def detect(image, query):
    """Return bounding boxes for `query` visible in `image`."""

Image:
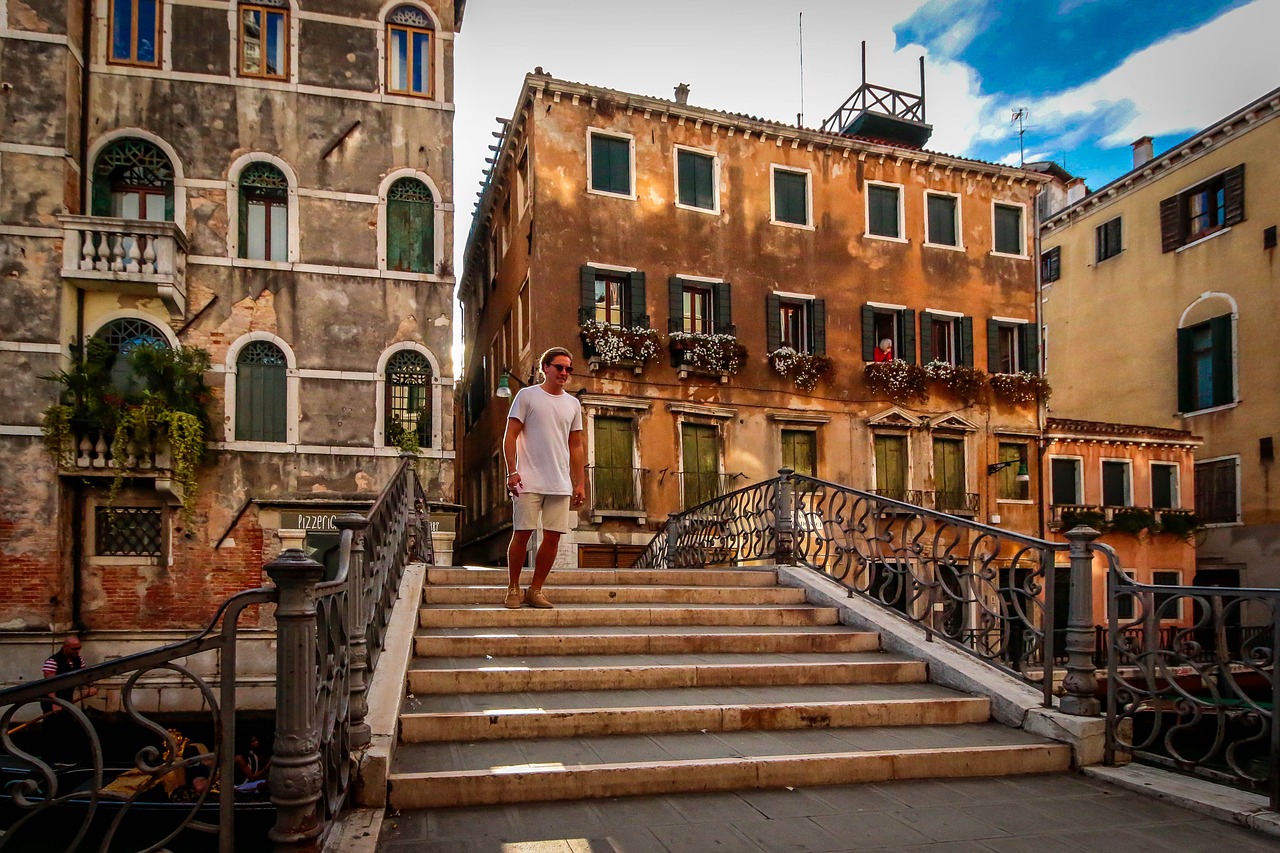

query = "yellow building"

[1040,86,1280,589]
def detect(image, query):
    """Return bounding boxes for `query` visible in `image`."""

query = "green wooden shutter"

[1019,323,1039,374]
[1176,326,1195,412]
[580,265,597,324]
[91,172,112,216]
[668,276,683,333]
[695,154,714,209]
[627,271,646,328]
[900,309,916,365]
[765,294,781,352]
[933,438,965,505]
[1159,195,1184,253]
[1223,164,1245,226]
[677,150,696,207]
[874,434,906,498]
[861,305,876,361]
[612,139,631,195]
[811,299,826,355]
[987,320,1002,373]
[236,361,286,442]
[959,317,974,368]
[918,312,933,364]
[594,416,636,510]
[414,198,434,272]
[238,184,250,258]
[714,282,732,333]
[1210,314,1234,406]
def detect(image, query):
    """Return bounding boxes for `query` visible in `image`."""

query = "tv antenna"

[1011,108,1028,166]
[797,12,805,126]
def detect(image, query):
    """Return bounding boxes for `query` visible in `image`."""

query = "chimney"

[1066,177,1087,205]
[1131,136,1154,169]
[674,83,690,105]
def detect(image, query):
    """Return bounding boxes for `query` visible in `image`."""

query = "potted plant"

[990,371,1052,403]
[1060,508,1107,531]
[863,359,928,404]
[1110,507,1156,535]
[669,331,747,376]
[769,347,833,391]
[1157,509,1202,539]
[924,361,988,405]
[580,318,662,368]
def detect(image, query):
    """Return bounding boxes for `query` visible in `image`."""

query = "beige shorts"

[513,493,572,533]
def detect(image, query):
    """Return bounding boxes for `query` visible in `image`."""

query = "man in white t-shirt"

[502,347,585,609]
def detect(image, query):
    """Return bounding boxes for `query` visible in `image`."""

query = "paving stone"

[590,795,689,828]
[808,810,935,848]
[648,820,766,852]
[731,816,849,852]
[889,805,1011,842]
[737,787,842,819]
[664,791,772,824]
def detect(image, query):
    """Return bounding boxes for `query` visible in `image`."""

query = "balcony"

[864,489,979,516]
[1048,505,1200,536]
[60,428,184,505]
[679,471,744,510]
[59,215,188,321]
[587,465,646,523]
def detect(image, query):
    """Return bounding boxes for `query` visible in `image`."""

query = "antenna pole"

[798,12,804,126]
[919,56,926,122]
[861,41,867,87]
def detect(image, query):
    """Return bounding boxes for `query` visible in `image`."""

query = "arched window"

[235,340,287,442]
[386,178,434,273]
[96,317,169,394]
[92,139,174,221]
[239,162,289,261]
[385,350,432,448]
[239,1,290,80]
[386,5,434,97]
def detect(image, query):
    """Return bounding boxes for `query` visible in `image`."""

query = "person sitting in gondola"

[234,734,270,795]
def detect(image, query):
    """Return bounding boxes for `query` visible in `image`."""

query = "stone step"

[407,656,926,694]
[414,626,881,657]
[400,684,988,741]
[424,584,808,606]
[419,604,841,629]
[387,724,1072,808]
[427,567,779,587]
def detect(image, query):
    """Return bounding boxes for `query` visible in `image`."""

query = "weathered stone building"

[457,71,1054,566]
[0,0,462,676]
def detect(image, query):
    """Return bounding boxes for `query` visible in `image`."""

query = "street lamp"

[987,459,1030,482]
[495,372,512,398]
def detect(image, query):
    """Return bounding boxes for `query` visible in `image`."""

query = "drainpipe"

[1033,188,1047,540]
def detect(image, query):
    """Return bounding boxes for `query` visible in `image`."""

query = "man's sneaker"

[503,586,522,609]
[524,587,553,609]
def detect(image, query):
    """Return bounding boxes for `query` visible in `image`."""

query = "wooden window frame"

[386,12,434,99]
[238,3,289,80]
[1040,245,1061,282]
[594,273,629,327]
[109,0,162,68]
[924,190,962,249]
[865,181,905,242]
[991,202,1026,257]
[682,284,715,335]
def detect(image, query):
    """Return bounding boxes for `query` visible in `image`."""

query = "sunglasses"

[546,364,574,374]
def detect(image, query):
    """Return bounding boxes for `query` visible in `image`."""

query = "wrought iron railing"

[1102,548,1279,809]
[0,455,434,851]
[587,465,645,513]
[680,471,743,509]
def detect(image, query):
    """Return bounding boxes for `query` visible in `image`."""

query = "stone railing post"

[337,512,371,749]
[1060,526,1102,716]
[774,468,795,565]
[665,517,680,568]
[266,548,326,849]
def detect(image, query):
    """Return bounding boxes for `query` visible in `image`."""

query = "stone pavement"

[376,771,1278,852]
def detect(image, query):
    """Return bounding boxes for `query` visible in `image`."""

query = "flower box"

[669,332,747,380]
[580,320,661,372]
[769,348,833,391]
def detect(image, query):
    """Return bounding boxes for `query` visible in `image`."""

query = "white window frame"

[1048,455,1084,506]
[586,128,637,201]
[673,144,720,215]
[923,307,963,366]
[1100,457,1133,507]
[866,301,907,364]
[376,1,447,105]
[990,200,1029,259]
[923,189,964,250]
[769,164,813,230]
[1149,461,1181,509]
[864,180,906,243]
[227,152,300,265]
[376,168,447,278]
[990,316,1029,375]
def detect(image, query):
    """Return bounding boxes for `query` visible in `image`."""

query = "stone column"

[774,468,795,565]
[1060,526,1102,716]
[266,548,325,849]
[337,513,371,749]
[665,517,680,567]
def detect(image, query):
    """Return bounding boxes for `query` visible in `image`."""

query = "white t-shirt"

[507,385,583,495]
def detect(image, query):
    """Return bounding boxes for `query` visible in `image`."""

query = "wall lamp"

[495,372,512,398]
[987,460,1030,482]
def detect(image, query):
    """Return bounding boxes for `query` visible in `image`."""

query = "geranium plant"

[990,371,1052,403]
[769,348,833,391]
[863,359,928,404]
[669,331,747,375]
[924,361,988,405]
[580,320,662,366]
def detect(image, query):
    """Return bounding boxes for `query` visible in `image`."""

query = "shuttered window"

[1040,246,1061,282]
[580,266,646,329]
[387,178,435,273]
[236,341,287,442]
[766,294,825,355]
[593,417,638,511]
[986,320,1038,374]
[932,437,966,510]
[993,204,1024,255]
[867,184,901,238]
[921,313,973,367]
[590,133,632,196]
[997,442,1029,501]
[668,277,731,335]
[773,168,809,226]
[861,305,915,363]
[1195,457,1238,524]
[676,149,716,211]
[681,423,720,509]
[1160,164,1245,252]
[1096,217,1122,262]
[926,193,959,246]
[1050,458,1082,505]
[873,434,908,500]
[1176,315,1233,412]
[781,429,816,478]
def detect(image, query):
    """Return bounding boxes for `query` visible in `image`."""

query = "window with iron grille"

[239,162,289,261]
[96,317,170,394]
[386,351,432,448]
[96,506,163,556]
[236,340,287,442]
[92,139,174,220]
[387,178,435,273]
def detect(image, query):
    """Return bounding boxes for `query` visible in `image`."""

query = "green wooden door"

[782,429,816,478]
[682,423,720,508]
[932,438,965,511]
[594,417,636,510]
[874,434,907,500]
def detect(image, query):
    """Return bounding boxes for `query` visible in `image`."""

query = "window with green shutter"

[873,433,908,500]
[385,350,432,448]
[594,417,638,511]
[681,423,721,508]
[1177,315,1233,412]
[867,184,901,238]
[862,305,914,363]
[236,340,287,442]
[773,168,809,226]
[926,193,959,247]
[781,429,816,478]
[676,149,716,211]
[387,178,435,273]
[932,437,966,510]
[590,133,632,196]
[993,203,1024,255]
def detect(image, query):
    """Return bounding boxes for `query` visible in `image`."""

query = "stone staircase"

[386,565,1072,809]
